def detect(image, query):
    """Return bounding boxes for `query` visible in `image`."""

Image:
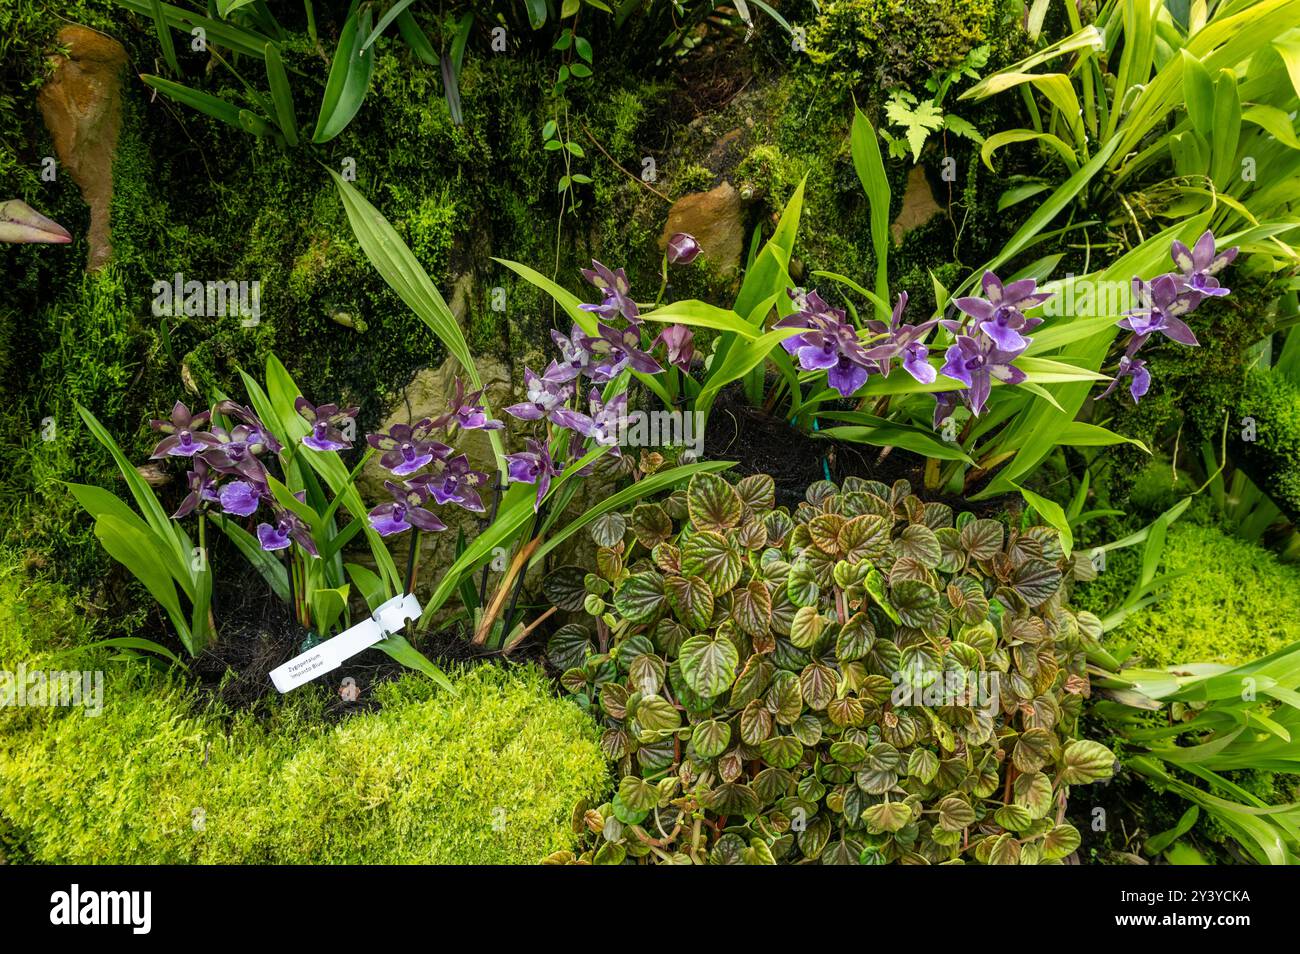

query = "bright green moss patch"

[0,563,609,864]
[1109,523,1300,667]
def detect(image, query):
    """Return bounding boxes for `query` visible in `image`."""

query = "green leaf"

[679,632,740,697]
[1043,823,1082,860]
[1060,739,1116,784]
[313,3,377,143]
[140,75,245,130]
[1014,484,1073,556]
[665,574,714,629]
[850,107,891,312]
[613,571,666,623]
[863,800,912,833]
[263,42,298,146]
[687,472,742,532]
[680,530,743,595]
[692,720,731,759]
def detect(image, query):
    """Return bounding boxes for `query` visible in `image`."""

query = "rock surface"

[37,25,128,271]
[660,180,744,275]
[890,164,944,245]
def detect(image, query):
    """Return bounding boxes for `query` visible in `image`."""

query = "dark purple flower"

[864,292,938,384]
[213,401,282,454]
[201,433,272,485]
[295,397,359,452]
[932,390,960,431]
[408,454,487,512]
[654,324,696,373]
[940,335,1027,416]
[172,458,221,519]
[1171,230,1236,297]
[506,438,562,512]
[666,232,702,266]
[586,389,629,455]
[429,378,504,431]
[583,323,664,380]
[150,401,221,459]
[953,271,1051,352]
[1098,354,1151,403]
[218,479,263,517]
[1118,275,1201,346]
[774,292,879,397]
[549,324,599,383]
[579,260,639,323]
[257,508,318,557]
[366,419,452,477]
[368,481,448,537]
[505,363,594,432]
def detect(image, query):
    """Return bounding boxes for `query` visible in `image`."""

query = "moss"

[1237,364,1300,521]
[0,559,609,863]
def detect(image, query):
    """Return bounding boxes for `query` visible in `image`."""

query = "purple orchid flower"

[939,334,1028,416]
[368,480,449,537]
[257,508,318,557]
[579,260,640,323]
[505,363,594,432]
[1118,275,1201,346]
[583,323,664,380]
[932,390,960,431]
[429,378,504,431]
[149,401,222,459]
[213,401,282,454]
[506,438,562,512]
[408,454,487,512]
[586,389,629,455]
[654,324,696,373]
[666,232,702,266]
[549,324,599,383]
[218,479,263,517]
[172,459,221,519]
[774,292,879,397]
[864,292,938,384]
[366,419,452,477]
[1171,230,1236,297]
[953,271,1051,352]
[295,397,359,452]
[1098,354,1151,404]
[201,430,272,486]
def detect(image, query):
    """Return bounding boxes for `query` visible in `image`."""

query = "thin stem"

[405,529,421,595]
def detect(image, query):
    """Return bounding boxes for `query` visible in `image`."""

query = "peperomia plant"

[542,473,1116,864]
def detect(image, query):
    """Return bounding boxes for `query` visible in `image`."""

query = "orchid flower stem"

[476,476,504,607]
[405,529,421,595]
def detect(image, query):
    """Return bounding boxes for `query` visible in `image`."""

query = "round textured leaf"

[629,503,674,548]
[898,523,942,568]
[799,661,837,710]
[613,571,665,622]
[732,579,772,637]
[765,670,803,725]
[789,605,825,649]
[589,511,627,548]
[692,719,731,759]
[937,794,976,831]
[946,575,989,625]
[1013,771,1053,819]
[681,530,743,594]
[740,699,774,744]
[826,695,865,728]
[907,748,939,784]
[891,579,945,631]
[994,804,1035,832]
[1043,823,1081,860]
[1011,559,1063,607]
[758,734,804,770]
[987,832,1021,865]
[543,565,589,611]
[618,775,659,813]
[863,800,912,833]
[635,694,681,732]
[959,518,1004,561]
[687,472,743,532]
[839,514,891,564]
[1012,726,1056,773]
[1060,739,1116,784]
[835,612,876,661]
[665,574,714,630]
[628,653,666,695]
[705,782,761,817]
[807,513,847,556]
[735,473,776,511]
[678,632,740,697]
[763,510,794,546]
[786,560,820,608]
[790,713,823,747]
[546,623,593,671]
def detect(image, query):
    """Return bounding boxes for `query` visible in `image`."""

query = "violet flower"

[654,324,695,373]
[586,389,629,455]
[172,459,221,519]
[368,481,448,537]
[429,378,504,431]
[213,401,282,454]
[1118,275,1201,346]
[295,397,359,452]
[1172,230,1236,297]
[1097,354,1151,404]
[864,292,938,384]
[774,292,880,397]
[583,323,664,380]
[505,363,594,432]
[953,271,1051,352]
[149,401,221,458]
[666,232,702,266]
[506,438,562,512]
[549,324,599,383]
[202,432,271,485]
[409,454,487,512]
[218,479,263,517]
[939,335,1027,416]
[257,508,318,556]
[366,420,452,477]
[579,260,640,323]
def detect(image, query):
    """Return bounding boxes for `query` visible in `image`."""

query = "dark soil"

[702,386,1016,518]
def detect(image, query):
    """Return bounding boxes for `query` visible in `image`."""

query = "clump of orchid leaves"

[541,473,1116,865]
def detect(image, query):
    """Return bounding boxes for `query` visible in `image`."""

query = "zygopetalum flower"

[953,271,1051,352]
[150,401,222,458]
[1119,274,1202,346]
[428,378,504,431]
[408,454,488,512]
[654,324,695,373]
[775,292,881,397]
[582,323,664,381]
[864,292,938,384]
[368,481,448,536]
[295,398,359,451]
[257,507,319,556]
[939,334,1027,416]
[579,260,640,323]
[506,363,594,433]
[172,458,221,519]
[506,438,562,512]
[366,419,452,477]
[1172,229,1236,297]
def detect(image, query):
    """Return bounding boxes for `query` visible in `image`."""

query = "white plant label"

[269,592,421,693]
